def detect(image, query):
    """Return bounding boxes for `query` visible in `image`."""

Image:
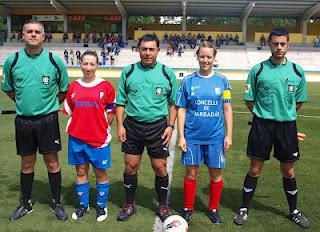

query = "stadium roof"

[1,0,320,19]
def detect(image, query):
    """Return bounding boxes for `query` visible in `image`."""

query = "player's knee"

[76,168,87,178]
[46,161,60,172]
[153,165,167,176]
[21,162,35,172]
[185,174,197,180]
[125,162,139,174]
[248,167,261,177]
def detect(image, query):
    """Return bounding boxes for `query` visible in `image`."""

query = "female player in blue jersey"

[176,41,233,224]
[64,51,116,222]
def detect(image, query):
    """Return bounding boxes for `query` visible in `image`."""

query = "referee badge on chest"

[156,87,163,96]
[42,76,50,85]
[288,85,295,93]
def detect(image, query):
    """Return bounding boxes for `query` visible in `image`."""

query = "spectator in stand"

[208,35,213,43]
[131,40,138,52]
[10,31,16,42]
[76,33,81,43]
[234,33,239,45]
[101,49,107,66]
[92,32,97,43]
[63,32,69,43]
[47,31,52,42]
[64,49,69,65]
[260,34,267,46]
[216,35,221,48]
[109,50,115,66]
[166,45,173,57]
[72,32,77,42]
[76,50,81,65]
[313,36,320,47]
[70,49,75,66]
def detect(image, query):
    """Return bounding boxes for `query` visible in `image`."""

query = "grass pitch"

[0,79,319,232]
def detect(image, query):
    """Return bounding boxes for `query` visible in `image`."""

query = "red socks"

[208,180,224,210]
[184,177,197,210]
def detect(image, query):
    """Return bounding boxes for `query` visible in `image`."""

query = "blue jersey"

[176,71,231,144]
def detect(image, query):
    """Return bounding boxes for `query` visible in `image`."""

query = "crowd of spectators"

[162,32,240,50]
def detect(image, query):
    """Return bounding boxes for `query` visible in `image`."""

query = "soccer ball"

[162,215,188,232]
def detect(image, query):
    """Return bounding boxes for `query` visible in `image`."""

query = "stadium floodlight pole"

[241,1,255,45]
[114,0,128,45]
[49,0,68,15]
[299,2,320,45]
[181,1,187,36]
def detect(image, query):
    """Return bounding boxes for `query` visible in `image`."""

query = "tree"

[129,16,155,24]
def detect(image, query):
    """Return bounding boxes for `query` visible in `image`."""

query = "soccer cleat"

[117,203,136,221]
[182,208,192,222]
[72,205,89,220]
[96,207,108,222]
[233,208,248,226]
[208,209,222,225]
[156,205,172,222]
[289,209,310,228]
[9,200,33,221]
[53,203,68,221]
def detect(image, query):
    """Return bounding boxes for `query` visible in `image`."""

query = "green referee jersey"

[244,58,307,122]
[116,61,178,122]
[1,49,69,116]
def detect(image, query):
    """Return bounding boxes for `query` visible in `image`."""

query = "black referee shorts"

[247,116,300,163]
[15,111,61,155]
[122,116,169,159]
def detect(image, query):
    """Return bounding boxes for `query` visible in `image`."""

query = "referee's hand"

[117,126,127,142]
[162,126,173,147]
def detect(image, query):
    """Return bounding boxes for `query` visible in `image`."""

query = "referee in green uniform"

[1,20,69,221]
[116,34,178,222]
[233,28,309,228]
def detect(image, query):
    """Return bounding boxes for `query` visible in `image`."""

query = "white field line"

[153,122,178,232]
[234,111,320,119]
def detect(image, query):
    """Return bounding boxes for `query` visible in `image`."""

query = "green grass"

[0,79,319,232]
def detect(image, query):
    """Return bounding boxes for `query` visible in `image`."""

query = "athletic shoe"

[289,209,310,228]
[53,203,68,221]
[156,205,172,222]
[72,205,89,220]
[182,208,192,222]
[117,203,136,221]
[208,209,222,225]
[233,208,248,225]
[9,200,33,221]
[96,207,108,222]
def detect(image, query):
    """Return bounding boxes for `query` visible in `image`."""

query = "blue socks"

[75,182,90,208]
[96,182,110,208]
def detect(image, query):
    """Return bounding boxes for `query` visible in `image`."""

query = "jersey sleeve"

[175,78,188,108]
[222,76,232,103]
[1,55,15,92]
[104,81,116,113]
[63,82,74,115]
[243,64,260,102]
[295,65,308,103]
[166,66,178,105]
[116,65,131,106]
[54,55,70,93]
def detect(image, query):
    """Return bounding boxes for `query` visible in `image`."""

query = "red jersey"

[64,78,115,147]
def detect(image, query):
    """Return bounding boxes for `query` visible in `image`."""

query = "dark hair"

[138,34,159,48]
[80,50,99,64]
[268,27,289,42]
[23,19,44,33]
[196,41,217,57]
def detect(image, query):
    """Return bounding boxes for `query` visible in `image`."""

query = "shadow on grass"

[200,186,287,218]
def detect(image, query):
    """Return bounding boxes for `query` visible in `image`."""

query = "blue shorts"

[181,143,225,168]
[68,136,111,169]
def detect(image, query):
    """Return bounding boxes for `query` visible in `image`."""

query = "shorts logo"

[215,87,221,95]
[245,84,250,93]
[42,76,50,85]
[54,139,60,144]
[156,87,163,96]
[102,160,107,165]
[288,85,295,93]
[292,152,298,157]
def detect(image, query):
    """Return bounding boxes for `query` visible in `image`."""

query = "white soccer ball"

[162,215,188,232]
